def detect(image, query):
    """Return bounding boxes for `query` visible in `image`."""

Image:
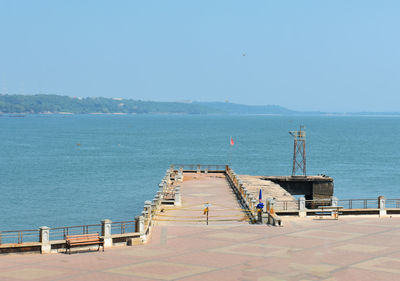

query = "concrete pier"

[2,170,400,281]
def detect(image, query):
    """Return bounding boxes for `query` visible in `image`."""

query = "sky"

[0,0,399,112]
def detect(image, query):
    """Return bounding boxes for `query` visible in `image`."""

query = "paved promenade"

[1,174,400,280]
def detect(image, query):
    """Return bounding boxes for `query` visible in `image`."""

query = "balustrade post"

[101,219,112,248]
[378,196,387,217]
[159,183,164,193]
[331,196,338,207]
[40,226,51,254]
[299,197,306,217]
[144,201,152,223]
[174,186,182,206]
[151,200,157,215]
[250,198,256,221]
[135,215,146,242]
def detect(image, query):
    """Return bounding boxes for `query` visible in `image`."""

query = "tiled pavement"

[1,174,400,280]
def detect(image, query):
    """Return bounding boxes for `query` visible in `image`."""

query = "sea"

[1,114,400,230]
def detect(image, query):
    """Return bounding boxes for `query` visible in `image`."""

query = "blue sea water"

[1,114,400,230]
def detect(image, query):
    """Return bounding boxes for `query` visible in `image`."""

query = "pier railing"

[49,224,102,241]
[337,199,379,209]
[171,164,226,173]
[0,229,39,245]
[111,221,136,235]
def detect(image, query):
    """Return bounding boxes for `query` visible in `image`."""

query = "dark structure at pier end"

[262,175,334,201]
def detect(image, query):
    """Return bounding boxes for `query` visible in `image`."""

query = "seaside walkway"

[1,174,400,280]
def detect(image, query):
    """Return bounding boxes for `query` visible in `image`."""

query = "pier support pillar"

[299,197,306,217]
[40,226,51,254]
[379,196,387,217]
[101,219,112,248]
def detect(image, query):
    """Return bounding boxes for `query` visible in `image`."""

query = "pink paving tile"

[40,251,146,271]
[353,232,400,248]
[178,268,270,281]
[322,222,391,234]
[65,271,155,281]
[162,236,232,251]
[105,261,214,280]
[0,259,21,269]
[331,267,400,281]
[253,235,329,249]
[0,265,84,281]
[287,248,372,266]
[161,251,268,268]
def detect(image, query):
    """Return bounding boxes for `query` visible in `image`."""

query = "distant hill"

[197,102,297,115]
[0,94,297,115]
[0,94,222,114]
[3,94,396,116]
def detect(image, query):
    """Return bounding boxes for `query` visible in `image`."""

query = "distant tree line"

[0,94,300,115]
[0,94,221,114]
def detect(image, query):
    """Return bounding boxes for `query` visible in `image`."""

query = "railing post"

[101,219,112,248]
[144,201,152,224]
[135,215,146,242]
[378,196,386,217]
[251,199,257,216]
[197,164,201,174]
[331,196,338,207]
[174,186,182,206]
[40,226,51,254]
[299,197,306,217]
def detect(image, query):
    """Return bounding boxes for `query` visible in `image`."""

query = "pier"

[1,165,400,280]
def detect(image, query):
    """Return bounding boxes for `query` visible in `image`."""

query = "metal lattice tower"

[289,126,306,176]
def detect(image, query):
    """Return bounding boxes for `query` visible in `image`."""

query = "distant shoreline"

[1,94,399,116]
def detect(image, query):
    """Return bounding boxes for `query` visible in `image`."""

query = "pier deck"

[2,173,400,280]
[158,173,250,225]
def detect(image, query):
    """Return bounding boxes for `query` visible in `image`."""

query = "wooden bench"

[65,233,104,254]
[315,206,343,220]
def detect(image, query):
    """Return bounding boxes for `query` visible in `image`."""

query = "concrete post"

[135,215,144,233]
[151,200,157,215]
[379,196,387,217]
[155,195,160,208]
[101,219,112,248]
[174,186,182,206]
[197,164,201,174]
[257,209,264,224]
[299,197,306,217]
[144,200,152,221]
[39,226,51,254]
[251,199,257,215]
[179,168,184,181]
[331,196,338,207]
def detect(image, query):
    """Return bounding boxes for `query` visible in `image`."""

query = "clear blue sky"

[0,0,399,112]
